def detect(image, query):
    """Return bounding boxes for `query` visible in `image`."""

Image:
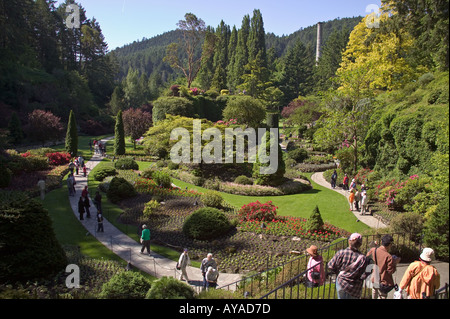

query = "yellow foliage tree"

[337,13,427,92]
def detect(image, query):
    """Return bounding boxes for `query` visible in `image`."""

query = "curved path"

[68,137,241,291]
[311,171,388,229]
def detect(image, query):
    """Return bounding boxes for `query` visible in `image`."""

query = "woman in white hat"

[397,248,440,299]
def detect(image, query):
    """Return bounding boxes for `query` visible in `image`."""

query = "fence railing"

[218,232,425,299]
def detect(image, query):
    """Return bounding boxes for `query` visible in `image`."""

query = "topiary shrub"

[99,271,151,299]
[234,175,253,185]
[143,200,160,218]
[306,206,324,232]
[288,148,308,163]
[93,167,117,181]
[201,191,224,208]
[114,157,139,170]
[0,192,67,283]
[145,276,194,299]
[183,207,232,240]
[107,177,137,203]
[152,170,172,188]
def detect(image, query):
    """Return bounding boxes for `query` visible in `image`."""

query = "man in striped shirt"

[328,233,368,299]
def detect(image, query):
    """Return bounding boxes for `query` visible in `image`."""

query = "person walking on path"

[81,186,88,199]
[78,196,85,220]
[348,189,355,211]
[328,233,368,299]
[37,178,46,200]
[94,191,102,212]
[67,174,75,197]
[366,235,401,299]
[84,195,91,218]
[201,253,218,289]
[360,191,368,215]
[205,266,219,289]
[354,190,360,211]
[305,245,325,288]
[97,213,104,232]
[83,165,87,177]
[397,248,440,299]
[140,224,151,255]
[343,174,349,190]
[178,249,191,282]
[331,170,337,189]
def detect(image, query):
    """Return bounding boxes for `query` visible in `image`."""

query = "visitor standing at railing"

[305,245,325,287]
[396,248,440,299]
[327,233,368,299]
[366,235,401,299]
[201,253,217,289]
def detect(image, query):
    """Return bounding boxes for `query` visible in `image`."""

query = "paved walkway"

[311,172,388,229]
[68,137,241,292]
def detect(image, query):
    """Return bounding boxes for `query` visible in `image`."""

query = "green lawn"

[42,174,125,263]
[172,174,369,234]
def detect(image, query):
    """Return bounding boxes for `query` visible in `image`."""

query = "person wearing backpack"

[366,235,401,299]
[397,248,440,299]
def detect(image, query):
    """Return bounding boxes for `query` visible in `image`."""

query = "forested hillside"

[0,0,118,145]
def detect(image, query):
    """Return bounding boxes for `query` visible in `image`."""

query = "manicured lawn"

[42,174,125,263]
[171,174,369,234]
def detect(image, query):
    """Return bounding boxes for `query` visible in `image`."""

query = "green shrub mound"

[288,148,308,163]
[0,192,67,283]
[182,207,232,240]
[114,157,139,170]
[145,276,194,299]
[93,167,117,181]
[306,206,324,232]
[99,271,151,299]
[234,175,253,185]
[201,191,224,208]
[107,177,137,203]
[152,170,172,188]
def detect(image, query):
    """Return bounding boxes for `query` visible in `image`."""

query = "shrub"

[145,276,194,299]
[390,212,424,239]
[152,170,172,188]
[183,207,232,240]
[107,177,137,203]
[423,196,449,261]
[46,152,71,166]
[418,72,435,87]
[201,191,223,208]
[0,192,67,283]
[114,157,139,170]
[238,201,278,222]
[99,271,151,299]
[141,168,155,179]
[167,161,179,170]
[152,97,195,123]
[93,167,117,181]
[234,175,253,185]
[305,206,324,232]
[143,200,160,218]
[0,164,12,188]
[288,148,308,163]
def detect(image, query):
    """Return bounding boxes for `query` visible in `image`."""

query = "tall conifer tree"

[114,110,126,156]
[65,109,78,157]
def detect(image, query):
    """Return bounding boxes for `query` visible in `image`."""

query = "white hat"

[420,248,434,262]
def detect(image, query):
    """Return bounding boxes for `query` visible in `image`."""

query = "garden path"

[67,137,242,291]
[311,171,388,229]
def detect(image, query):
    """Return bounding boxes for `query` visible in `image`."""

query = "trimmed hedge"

[99,271,152,299]
[0,192,67,283]
[114,157,139,170]
[182,207,232,240]
[107,177,137,203]
[93,167,117,181]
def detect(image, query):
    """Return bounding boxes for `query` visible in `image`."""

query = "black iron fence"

[218,232,427,299]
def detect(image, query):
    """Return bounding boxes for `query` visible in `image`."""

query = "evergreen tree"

[253,130,285,186]
[229,15,250,92]
[211,21,231,90]
[65,109,78,157]
[7,112,24,145]
[306,206,324,232]
[313,28,351,92]
[114,110,126,156]
[197,26,217,90]
[247,9,267,67]
[280,40,315,104]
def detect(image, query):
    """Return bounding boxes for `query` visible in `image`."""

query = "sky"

[57,0,382,51]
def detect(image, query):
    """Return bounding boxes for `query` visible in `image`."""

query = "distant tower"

[316,22,323,65]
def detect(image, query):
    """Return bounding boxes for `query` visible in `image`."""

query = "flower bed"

[134,177,203,198]
[46,152,71,166]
